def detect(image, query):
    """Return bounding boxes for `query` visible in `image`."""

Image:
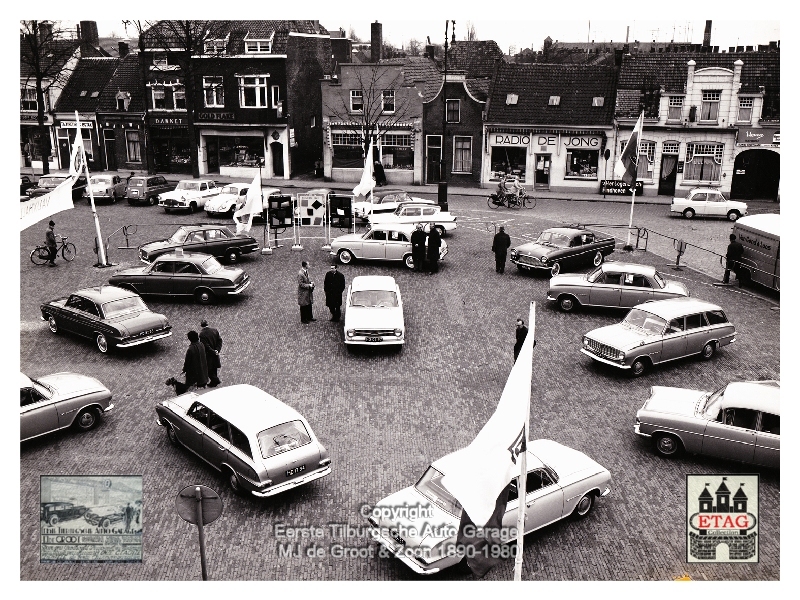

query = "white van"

[732,214,779,291]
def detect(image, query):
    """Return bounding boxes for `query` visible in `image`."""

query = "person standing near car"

[492,226,511,273]
[298,261,316,323]
[324,264,346,322]
[166,331,208,395]
[45,220,57,266]
[723,233,745,285]
[124,503,133,530]
[199,319,223,387]
[514,318,528,362]
[410,223,427,272]
[426,225,442,273]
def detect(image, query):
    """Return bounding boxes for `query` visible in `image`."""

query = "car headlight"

[618,350,625,361]
[346,329,355,337]
[156,195,162,201]
[394,329,402,337]
[540,256,548,263]
[582,337,589,347]
[510,249,517,258]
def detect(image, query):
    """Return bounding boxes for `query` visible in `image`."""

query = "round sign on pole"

[175,485,223,526]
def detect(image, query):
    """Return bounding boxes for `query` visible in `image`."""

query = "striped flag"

[614,111,644,186]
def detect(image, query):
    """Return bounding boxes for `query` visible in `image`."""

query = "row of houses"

[20,20,780,199]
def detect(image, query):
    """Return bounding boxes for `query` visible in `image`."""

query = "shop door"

[154,139,170,173]
[658,154,678,196]
[534,154,550,189]
[206,137,219,174]
[58,133,71,169]
[271,142,284,177]
[731,149,780,200]
[104,131,117,171]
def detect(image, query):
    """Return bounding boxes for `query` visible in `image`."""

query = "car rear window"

[257,420,312,459]
[705,310,728,325]
[130,178,145,187]
[101,296,148,318]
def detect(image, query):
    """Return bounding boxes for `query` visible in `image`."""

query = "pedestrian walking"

[373,161,387,186]
[723,233,745,285]
[492,226,511,273]
[298,261,316,323]
[410,223,427,272]
[165,330,208,395]
[426,224,442,273]
[45,220,57,266]
[513,318,528,362]
[324,264,346,321]
[199,319,223,387]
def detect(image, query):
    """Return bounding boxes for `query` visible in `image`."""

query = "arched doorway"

[270,142,284,177]
[730,149,780,200]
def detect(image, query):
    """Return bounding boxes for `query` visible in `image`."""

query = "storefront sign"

[737,126,780,146]
[493,134,530,146]
[21,113,53,124]
[564,136,600,148]
[153,117,185,125]
[59,121,94,129]
[197,111,235,121]
[600,180,643,195]
[677,161,684,173]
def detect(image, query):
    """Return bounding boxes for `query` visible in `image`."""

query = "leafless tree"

[405,38,422,56]
[464,21,478,41]
[20,20,81,175]
[348,27,362,43]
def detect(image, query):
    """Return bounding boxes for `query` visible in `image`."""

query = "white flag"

[68,128,85,178]
[233,171,263,234]
[20,177,74,231]
[352,140,374,198]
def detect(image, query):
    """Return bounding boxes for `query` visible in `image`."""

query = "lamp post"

[438,20,454,212]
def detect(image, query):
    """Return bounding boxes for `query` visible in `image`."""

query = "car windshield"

[587,266,603,282]
[536,231,571,248]
[622,308,667,334]
[40,177,66,188]
[90,177,111,185]
[257,420,312,459]
[201,257,223,274]
[28,377,54,399]
[101,296,148,319]
[415,467,462,517]
[701,386,727,419]
[169,227,189,243]
[221,185,244,195]
[176,181,200,191]
[653,271,667,288]
[350,290,398,308]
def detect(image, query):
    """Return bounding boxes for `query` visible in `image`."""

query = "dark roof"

[716,479,731,495]
[699,486,713,499]
[446,40,504,78]
[76,285,138,302]
[20,37,104,80]
[465,79,490,102]
[382,56,441,101]
[55,57,120,113]
[486,62,617,126]
[97,53,146,112]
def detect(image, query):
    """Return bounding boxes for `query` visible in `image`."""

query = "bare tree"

[464,21,478,41]
[405,38,422,56]
[348,27,362,43]
[20,20,81,175]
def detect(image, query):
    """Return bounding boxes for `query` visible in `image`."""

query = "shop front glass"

[565,148,598,179]
[332,132,364,168]
[152,129,192,174]
[215,135,265,168]
[490,146,527,182]
[379,134,413,170]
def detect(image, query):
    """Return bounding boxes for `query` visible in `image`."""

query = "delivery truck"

[731,213,779,291]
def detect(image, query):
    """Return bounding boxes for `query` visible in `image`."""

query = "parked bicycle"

[487,188,536,209]
[31,235,76,265]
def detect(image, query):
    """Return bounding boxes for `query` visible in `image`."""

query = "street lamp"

[438,20,455,212]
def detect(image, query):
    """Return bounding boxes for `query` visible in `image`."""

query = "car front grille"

[515,254,539,266]
[353,329,396,337]
[585,338,619,360]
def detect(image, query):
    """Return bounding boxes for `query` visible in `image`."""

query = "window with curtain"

[667,96,683,121]
[152,87,166,109]
[700,91,720,122]
[126,131,141,162]
[453,136,471,173]
[738,98,753,123]
[382,90,395,113]
[637,141,656,179]
[203,77,224,107]
[683,142,723,181]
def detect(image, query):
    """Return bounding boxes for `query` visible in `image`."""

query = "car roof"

[399,201,438,208]
[154,252,216,263]
[719,380,780,414]
[73,285,138,303]
[180,224,231,232]
[433,441,550,473]
[373,188,408,197]
[351,275,397,292]
[602,262,656,276]
[369,223,417,233]
[689,187,724,193]
[636,297,722,320]
[543,227,585,236]
[220,182,249,189]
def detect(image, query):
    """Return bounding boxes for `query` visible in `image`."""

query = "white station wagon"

[368,203,457,236]
[344,275,405,348]
[671,188,748,221]
[330,223,447,270]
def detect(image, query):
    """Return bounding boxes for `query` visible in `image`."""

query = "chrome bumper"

[228,279,251,295]
[116,330,172,348]
[250,465,331,498]
[580,348,630,368]
[368,527,440,575]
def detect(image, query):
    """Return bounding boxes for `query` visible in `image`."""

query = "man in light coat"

[298,261,316,323]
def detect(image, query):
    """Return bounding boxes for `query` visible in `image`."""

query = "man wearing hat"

[410,223,427,272]
[45,220,57,266]
[199,319,223,387]
[491,225,511,274]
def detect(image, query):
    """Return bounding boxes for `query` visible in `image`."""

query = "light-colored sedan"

[368,439,611,575]
[21,372,114,442]
[548,262,689,312]
[344,275,405,347]
[352,188,435,221]
[204,182,250,217]
[158,179,219,213]
[635,380,779,468]
[368,203,457,236]
[88,175,127,202]
[331,223,447,270]
[671,188,748,221]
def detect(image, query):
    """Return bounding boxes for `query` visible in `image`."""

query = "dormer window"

[506,93,518,105]
[116,91,131,111]
[548,96,561,106]
[204,38,227,54]
[592,97,604,107]
[245,39,272,54]
[80,91,88,97]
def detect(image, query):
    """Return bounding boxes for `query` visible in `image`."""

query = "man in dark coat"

[426,225,442,273]
[514,318,528,362]
[723,233,745,285]
[491,226,511,273]
[199,319,223,387]
[45,220,57,266]
[373,161,387,186]
[298,261,316,323]
[178,331,208,394]
[324,264,346,321]
[410,223,427,272]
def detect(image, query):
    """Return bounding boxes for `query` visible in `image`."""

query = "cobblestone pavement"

[20,193,779,581]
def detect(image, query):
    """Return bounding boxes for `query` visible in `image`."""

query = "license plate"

[365,337,383,342]
[286,465,306,477]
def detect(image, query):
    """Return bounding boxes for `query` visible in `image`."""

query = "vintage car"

[22,371,114,442]
[138,225,259,264]
[581,297,736,377]
[368,203,457,236]
[368,439,611,575]
[547,262,689,312]
[21,175,37,197]
[510,226,616,276]
[671,188,748,221]
[87,174,127,203]
[155,384,331,497]
[126,175,175,205]
[205,184,282,218]
[158,178,219,212]
[40,502,88,526]
[635,380,779,468]
[109,252,250,304]
[344,275,405,347]
[330,223,447,270]
[25,173,87,201]
[84,505,125,528]
[40,285,172,354]
[352,188,435,221]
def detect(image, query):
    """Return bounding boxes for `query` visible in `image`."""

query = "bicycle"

[31,235,76,265]
[488,189,536,209]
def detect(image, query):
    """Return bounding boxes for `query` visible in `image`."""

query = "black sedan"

[510,226,616,276]
[138,225,259,264]
[21,175,37,197]
[41,502,87,527]
[109,252,251,304]
[40,285,172,354]
[25,174,87,201]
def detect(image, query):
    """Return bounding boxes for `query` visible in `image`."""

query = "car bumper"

[227,278,251,295]
[580,348,630,369]
[116,330,172,348]
[368,527,448,575]
[511,258,548,270]
[634,422,651,438]
[250,465,332,498]
[159,201,191,210]
[103,403,115,413]
[344,337,404,346]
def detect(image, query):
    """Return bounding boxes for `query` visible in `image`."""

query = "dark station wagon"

[511,226,616,276]
[139,225,259,264]
[125,175,175,206]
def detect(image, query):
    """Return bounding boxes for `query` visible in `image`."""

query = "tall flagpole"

[514,301,535,581]
[624,112,643,250]
[76,111,108,266]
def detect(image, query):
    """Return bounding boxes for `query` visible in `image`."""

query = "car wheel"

[631,358,647,377]
[593,251,603,267]
[226,469,244,495]
[654,433,682,457]
[95,333,109,354]
[572,493,594,519]
[49,515,59,526]
[47,315,58,334]
[434,225,445,238]
[338,249,353,265]
[558,295,578,312]
[550,262,561,276]
[166,425,181,447]
[727,210,740,222]
[194,289,215,305]
[404,254,414,270]
[74,408,99,432]
[101,518,111,528]
[148,196,156,206]
[226,249,240,264]
[683,208,695,219]
[163,208,171,214]
[701,341,715,360]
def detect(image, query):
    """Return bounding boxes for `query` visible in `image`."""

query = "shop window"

[668,96,683,121]
[379,134,413,170]
[452,136,471,173]
[152,87,166,109]
[203,76,224,108]
[684,142,723,182]
[446,99,460,123]
[738,97,753,123]
[700,90,720,122]
[173,86,186,110]
[215,136,265,168]
[79,129,93,161]
[350,90,363,112]
[126,131,141,162]
[239,76,269,108]
[382,90,395,114]
[490,146,527,182]
[21,87,38,111]
[565,148,598,179]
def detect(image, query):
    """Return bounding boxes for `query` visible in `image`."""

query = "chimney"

[703,20,712,47]
[80,20,99,46]
[38,21,53,44]
[425,44,435,59]
[118,40,129,58]
[687,59,696,94]
[312,20,319,34]
[371,21,382,62]
[733,59,743,93]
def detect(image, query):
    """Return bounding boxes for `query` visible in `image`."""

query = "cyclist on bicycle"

[45,220,57,267]
[497,174,510,198]
[510,177,525,200]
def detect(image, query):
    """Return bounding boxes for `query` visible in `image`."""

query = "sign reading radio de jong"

[686,475,758,563]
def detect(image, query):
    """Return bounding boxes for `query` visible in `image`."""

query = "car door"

[228,424,261,485]
[144,260,174,295]
[183,230,207,253]
[182,402,210,455]
[71,297,103,340]
[172,261,202,295]
[701,407,757,463]
[683,313,711,355]
[706,191,726,217]
[754,412,779,468]
[385,230,409,260]
[203,410,232,470]
[620,273,654,308]
[361,230,387,259]
[588,270,623,307]
[21,386,58,440]
[400,206,422,223]
[660,317,688,362]
[522,468,564,533]
[58,295,87,333]
[203,228,229,256]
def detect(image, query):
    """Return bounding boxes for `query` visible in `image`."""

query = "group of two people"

[410,223,442,273]
[166,320,223,395]
[298,261,347,324]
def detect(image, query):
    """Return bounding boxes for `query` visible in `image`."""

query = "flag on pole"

[352,140,374,198]
[614,111,644,186]
[440,306,535,528]
[19,178,74,231]
[69,128,85,178]
[233,172,264,234]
